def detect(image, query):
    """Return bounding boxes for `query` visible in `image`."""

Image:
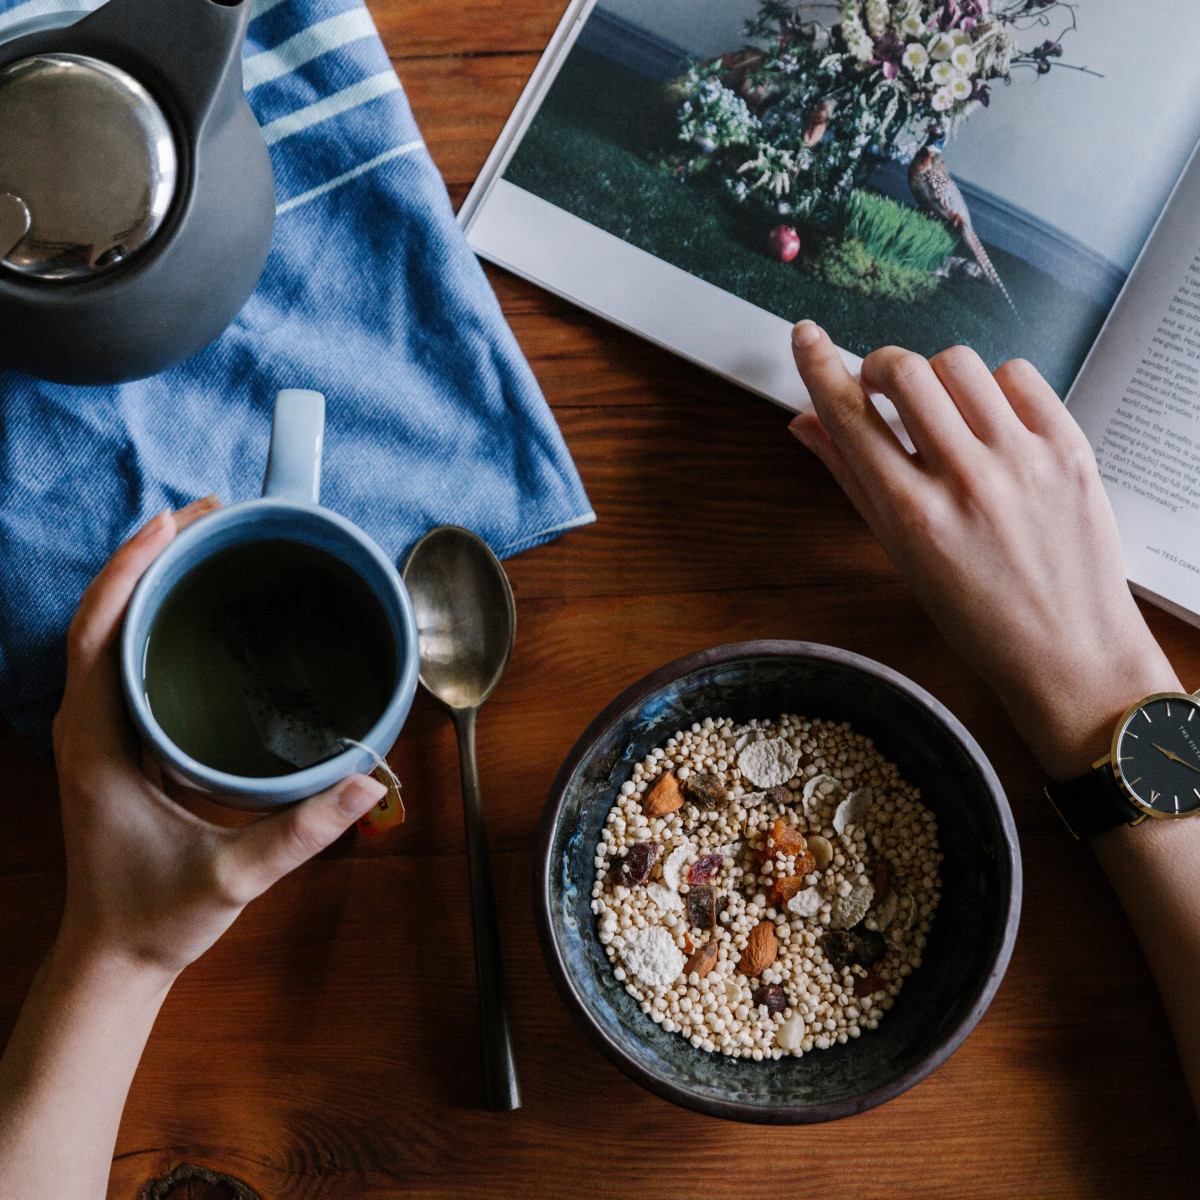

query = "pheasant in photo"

[908,125,1017,314]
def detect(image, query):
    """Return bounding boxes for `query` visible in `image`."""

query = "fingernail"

[792,319,821,349]
[134,510,171,541]
[338,775,387,818]
[788,415,813,448]
[177,494,219,517]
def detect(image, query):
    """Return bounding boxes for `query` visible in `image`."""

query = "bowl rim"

[534,639,1023,1124]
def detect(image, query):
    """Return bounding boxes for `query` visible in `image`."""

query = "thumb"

[221,774,387,899]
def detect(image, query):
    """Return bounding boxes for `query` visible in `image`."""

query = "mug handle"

[262,389,325,504]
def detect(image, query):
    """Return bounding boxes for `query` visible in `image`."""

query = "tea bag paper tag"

[338,738,405,836]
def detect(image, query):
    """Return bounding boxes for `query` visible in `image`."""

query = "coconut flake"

[645,883,684,914]
[621,925,685,988]
[662,843,692,891]
[737,737,801,789]
[800,773,842,817]
[833,788,873,835]
[785,886,823,918]
[829,880,875,929]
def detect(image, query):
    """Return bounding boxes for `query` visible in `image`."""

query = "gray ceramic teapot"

[0,0,275,384]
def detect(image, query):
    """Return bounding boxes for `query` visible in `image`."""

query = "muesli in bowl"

[592,713,941,1060]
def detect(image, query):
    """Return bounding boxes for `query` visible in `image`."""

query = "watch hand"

[1150,743,1200,776]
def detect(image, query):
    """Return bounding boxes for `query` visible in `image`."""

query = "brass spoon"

[402,525,521,1111]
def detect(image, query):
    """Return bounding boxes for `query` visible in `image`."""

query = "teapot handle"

[66,0,252,129]
[263,390,325,506]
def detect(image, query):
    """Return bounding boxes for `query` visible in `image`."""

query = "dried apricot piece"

[766,819,808,858]
[768,874,806,906]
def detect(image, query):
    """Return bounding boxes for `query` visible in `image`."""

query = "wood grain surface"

[2,2,1199,1196]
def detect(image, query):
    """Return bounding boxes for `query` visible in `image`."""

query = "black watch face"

[1115,695,1200,817]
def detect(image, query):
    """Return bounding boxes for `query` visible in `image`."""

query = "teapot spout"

[67,0,253,130]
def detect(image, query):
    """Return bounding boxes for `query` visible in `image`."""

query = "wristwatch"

[1045,690,1200,839]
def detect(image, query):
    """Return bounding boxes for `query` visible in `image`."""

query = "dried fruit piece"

[737,738,801,789]
[643,771,685,817]
[683,772,727,809]
[869,856,889,897]
[610,840,659,887]
[855,969,886,997]
[768,785,792,806]
[766,819,808,857]
[752,984,787,1014]
[684,941,719,979]
[621,925,685,987]
[768,874,806,907]
[807,834,834,871]
[687,852,724,885]
[852,928,887,966]
[820,930,856,970]
[738,920,779,976]
[687,884,717,929]
[662,842,692,891]
[833,788,872,835]
[830,879,874,929]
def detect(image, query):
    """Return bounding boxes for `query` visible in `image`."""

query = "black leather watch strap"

[1044,764,1142,840]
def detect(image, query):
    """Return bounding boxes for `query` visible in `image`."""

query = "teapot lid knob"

[0,53,178,281]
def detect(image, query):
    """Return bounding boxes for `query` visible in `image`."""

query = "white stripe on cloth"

[0,0,99,36]
[260,69,399,146]
[275,137,423,215]
[242,6,374,90]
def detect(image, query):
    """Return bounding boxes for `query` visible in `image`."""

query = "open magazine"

[460,0,1200,625]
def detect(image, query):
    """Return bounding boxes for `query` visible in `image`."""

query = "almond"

[643,770,685,817]
[683,941,718,979]
[738,920,778,977]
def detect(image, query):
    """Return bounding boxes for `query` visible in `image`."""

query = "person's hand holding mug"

[1,497,386,1200]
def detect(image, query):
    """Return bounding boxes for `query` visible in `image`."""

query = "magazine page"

[466,0,1200,409]
[1067,142,1200,625]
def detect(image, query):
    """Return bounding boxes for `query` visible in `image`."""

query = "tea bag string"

[336,737,405,822]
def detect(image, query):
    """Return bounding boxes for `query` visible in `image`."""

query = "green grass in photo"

[503,48,1110,397]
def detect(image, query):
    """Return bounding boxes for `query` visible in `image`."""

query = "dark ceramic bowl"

[535,641,1021,1123]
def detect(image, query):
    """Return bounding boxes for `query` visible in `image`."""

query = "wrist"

[47,924,180,1008]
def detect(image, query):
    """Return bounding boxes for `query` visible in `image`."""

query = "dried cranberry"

[687,883,717,929]
[683,772,727,809]
[687,853,724,885]
[610,840,658,887]
[751,984,787,1015]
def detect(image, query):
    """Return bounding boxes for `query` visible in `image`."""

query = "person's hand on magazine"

[787,320,1180,781]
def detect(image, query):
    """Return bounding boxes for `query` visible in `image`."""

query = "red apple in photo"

[767,224,801,262]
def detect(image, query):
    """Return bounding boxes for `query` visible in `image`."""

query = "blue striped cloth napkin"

[0,0,594,741]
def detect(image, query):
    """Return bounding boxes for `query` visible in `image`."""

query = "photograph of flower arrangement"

[501,0,1200,396]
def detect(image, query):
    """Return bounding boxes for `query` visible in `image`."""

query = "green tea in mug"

[143,538,397,777]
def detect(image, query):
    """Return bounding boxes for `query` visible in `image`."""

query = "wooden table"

[3,3,1200,1196]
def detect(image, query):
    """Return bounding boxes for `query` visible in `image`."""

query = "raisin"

[854,970,886,997]
[820,930,855,969]
[768,785,792,806]
[766,819,808,858]
[687,884,717,929]
[683,772,727,809]
[851,928,887,966]
[610,840,658,887]
[869,856,889,897]
[751,984,787,1014]
[687,853,724,885]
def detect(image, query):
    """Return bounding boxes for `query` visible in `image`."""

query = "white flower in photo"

[929,32,957,61]
[952,29,973,47]
[902,42,930,75]
[931,86,956,112]
[950,43,977,74]
[900,15,925,37]
[931,60,957,86]
[950,74,973,100]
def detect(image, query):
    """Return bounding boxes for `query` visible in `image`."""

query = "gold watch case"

[1100,689,1200,823]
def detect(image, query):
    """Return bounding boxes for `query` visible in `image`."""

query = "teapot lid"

[0,53,177,281]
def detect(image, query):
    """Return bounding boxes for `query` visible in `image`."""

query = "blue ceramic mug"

[120,389,420,809]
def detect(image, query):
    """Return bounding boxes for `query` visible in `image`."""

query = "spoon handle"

[453,707,522,1111]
